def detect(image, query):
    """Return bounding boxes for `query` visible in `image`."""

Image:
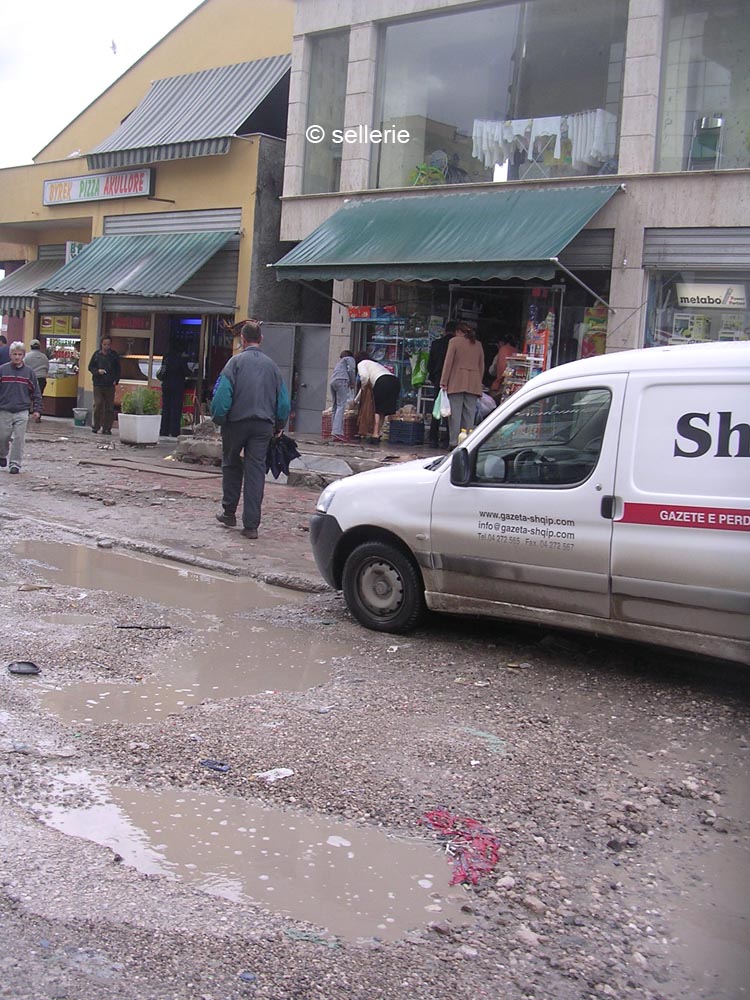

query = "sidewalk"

[15,417,442,594]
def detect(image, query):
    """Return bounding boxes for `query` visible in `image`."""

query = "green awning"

[37,231,236,297]
[0,259,66,316]
[274,184,620,283]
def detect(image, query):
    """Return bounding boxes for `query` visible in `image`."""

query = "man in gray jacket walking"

[210,321,290,539]
[0,342,43,474]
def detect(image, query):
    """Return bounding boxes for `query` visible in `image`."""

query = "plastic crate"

[387,420,425,445]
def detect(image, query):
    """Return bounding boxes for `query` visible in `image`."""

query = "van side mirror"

[450,448,472,486]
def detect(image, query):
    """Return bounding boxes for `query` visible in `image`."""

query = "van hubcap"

[359,559,403,615]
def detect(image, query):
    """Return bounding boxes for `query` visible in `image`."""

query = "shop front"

[274,184,620,433]
[643,228,750,350]
[37,219,241,426]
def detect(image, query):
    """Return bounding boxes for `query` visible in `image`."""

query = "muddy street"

[0,426,748,1000]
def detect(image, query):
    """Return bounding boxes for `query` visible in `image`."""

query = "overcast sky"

[0,0,205,169]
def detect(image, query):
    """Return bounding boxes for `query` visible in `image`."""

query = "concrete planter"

[117,413,161,445]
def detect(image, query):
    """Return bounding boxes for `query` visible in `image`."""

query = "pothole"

[45,770,470,942]
[15,540,295,616]
[43,624,342,724]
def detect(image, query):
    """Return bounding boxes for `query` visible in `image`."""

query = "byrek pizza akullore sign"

[43,168,154,206]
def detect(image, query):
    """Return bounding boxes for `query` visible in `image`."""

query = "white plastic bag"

[439,389,452,419]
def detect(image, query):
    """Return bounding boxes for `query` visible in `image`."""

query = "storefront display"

[39,325,81,417]
[351,313,431,410]
[645,274,750,348]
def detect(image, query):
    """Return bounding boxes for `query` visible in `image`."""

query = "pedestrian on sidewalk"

[427,320,457,447]
[0,341,42,474]
[440,322,485,449]
[329,349,356,441]
[210,320,290,540]
[355,352,400,444]
[24,340,49,415]
[0,335,9,366]
[157,341,192,438]
[87,336,121,435]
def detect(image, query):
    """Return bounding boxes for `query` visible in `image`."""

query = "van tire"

[342,541,425,633]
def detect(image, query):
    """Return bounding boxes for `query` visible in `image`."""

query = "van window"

[474,388,611,486]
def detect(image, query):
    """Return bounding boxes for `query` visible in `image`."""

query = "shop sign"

[675,282,747,309]
[65,241,86,263]
[43,169,154,206]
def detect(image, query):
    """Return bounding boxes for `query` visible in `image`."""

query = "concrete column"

[283,35,311,199]
[618,0,666,174]
[339,23,379,192]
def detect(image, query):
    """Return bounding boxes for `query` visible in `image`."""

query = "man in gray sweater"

[0,342,43,474]
[210,321,290,539]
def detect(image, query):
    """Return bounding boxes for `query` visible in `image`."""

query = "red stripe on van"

[621,502,750,531]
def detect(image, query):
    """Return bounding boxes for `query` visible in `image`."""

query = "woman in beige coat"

[440,322,485,447]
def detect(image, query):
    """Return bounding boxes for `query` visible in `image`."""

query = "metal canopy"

[37,231,236,297]
[273,184,620,283]
[87,54,291,170]
[0,259,66,316]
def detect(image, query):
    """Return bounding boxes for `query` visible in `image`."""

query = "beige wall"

[36,0,295,163]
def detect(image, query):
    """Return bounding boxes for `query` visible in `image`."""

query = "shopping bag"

[439,390,452,419]
[410,350,429,387]
[432,393,442,421]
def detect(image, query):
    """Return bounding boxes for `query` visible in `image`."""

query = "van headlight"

[316,479,344,513]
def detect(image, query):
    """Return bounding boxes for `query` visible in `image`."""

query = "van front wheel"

[342,541,425,633]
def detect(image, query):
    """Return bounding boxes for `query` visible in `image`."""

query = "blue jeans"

[220,418,274,530]
[330,378,350,436]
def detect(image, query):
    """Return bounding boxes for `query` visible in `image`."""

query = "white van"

[310,343,750,665]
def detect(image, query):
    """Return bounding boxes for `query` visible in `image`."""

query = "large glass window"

[302,31,349,194]
[371,0,627,190]
[657,1,750,172]
[644,272,750,348]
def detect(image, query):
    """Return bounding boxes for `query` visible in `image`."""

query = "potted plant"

[118,386,162,445]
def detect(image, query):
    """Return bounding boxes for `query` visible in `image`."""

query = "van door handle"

[600,495,616,519]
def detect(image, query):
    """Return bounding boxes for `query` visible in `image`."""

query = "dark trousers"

[221,418,273,530]
[429,414,449,445]
[93,386,115,432]
[160,382,184,437]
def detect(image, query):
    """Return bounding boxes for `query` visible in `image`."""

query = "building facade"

[0,0,312,420]
[275,0,750,418]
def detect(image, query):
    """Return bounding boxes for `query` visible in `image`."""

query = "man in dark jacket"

[210,321,290,540]
[0,335,10,366]
[87,336,121,434]
[427,320,457,447]
[0,341,42,474]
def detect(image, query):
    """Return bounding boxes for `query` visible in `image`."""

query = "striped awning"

[87,54,291,170]
[0,259,66,316]
[37,231,236,298]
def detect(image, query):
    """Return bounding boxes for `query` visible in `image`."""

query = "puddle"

[45,771,470,942]
[41,613,103,626]
[44,625,341,725]
[15,540,293,617]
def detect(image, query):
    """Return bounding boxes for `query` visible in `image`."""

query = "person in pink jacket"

[440,322,485,448]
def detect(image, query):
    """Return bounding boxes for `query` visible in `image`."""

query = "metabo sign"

[675,282,747,309]
[43,169,154,206]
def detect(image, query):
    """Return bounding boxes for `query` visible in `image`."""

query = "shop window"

[644,272,750,348]
[371,0,626,190]
[302,31,349,194]
[474,387,611,487]
[657,1,750,172]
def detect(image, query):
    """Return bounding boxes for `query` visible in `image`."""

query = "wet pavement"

[0,419,747,1000]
